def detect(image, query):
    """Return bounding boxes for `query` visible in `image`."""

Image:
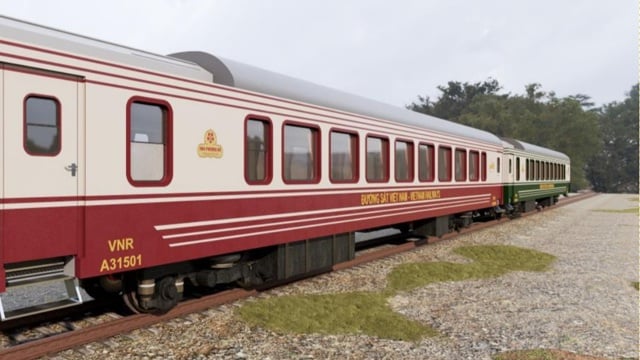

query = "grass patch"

[237,245,555,341]
[494,349,607,360]
[237,292,436,341]
[593,207,639,214]
[632,281,639,291]
[387,245,556,292]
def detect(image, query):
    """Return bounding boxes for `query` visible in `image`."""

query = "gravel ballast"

[54,193,639,359]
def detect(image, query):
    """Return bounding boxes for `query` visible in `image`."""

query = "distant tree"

[537,95,601,190]
[586,85,639,193]
[567,93,596,110]
[408,78,503,121]
[409,80,602,190]
[408,95,435,116]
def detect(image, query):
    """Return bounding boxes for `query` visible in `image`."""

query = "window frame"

[454,148,467,182]
[329,128,359,183]
[365,134,390,183]
[469,150,480,182]
[394,139,414,183]
[244,115,273,185]
[481,152,487,181]
[126,96,173,187]
[24,94,62,157]
[282,120,321,184]
[418,142,435,182]
[438,145,452,182]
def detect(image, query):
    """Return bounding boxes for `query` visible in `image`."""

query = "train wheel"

[153,276,180,313]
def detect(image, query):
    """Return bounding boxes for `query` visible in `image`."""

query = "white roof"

[171,51,503,147]
[0,15,507,148]
[502,138,570,161]
[0,15,212,82]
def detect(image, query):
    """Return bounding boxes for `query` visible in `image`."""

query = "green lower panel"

[503,182,570,204]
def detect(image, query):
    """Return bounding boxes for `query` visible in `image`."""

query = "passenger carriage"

[0,15,541,318]
[501,138,570,213]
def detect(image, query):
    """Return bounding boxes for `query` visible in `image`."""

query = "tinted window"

[438,146,452,182]
[246,118,271,183]
[418,143,435,182]
[330,131,358,182]
[128,100,171,185]
[25,96,60,155]
[366,136,389,182]
[283,124,318,182]
[395,140,413,182]
[455,149,466,181]
[469,151,479,181]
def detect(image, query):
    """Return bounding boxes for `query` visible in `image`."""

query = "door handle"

[65,163,77,177]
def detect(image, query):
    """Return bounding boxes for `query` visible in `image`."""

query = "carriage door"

[3,66,81,261]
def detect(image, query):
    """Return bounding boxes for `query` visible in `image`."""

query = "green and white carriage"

[501,138,571,213]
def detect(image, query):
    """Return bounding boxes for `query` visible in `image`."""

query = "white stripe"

[156,194,489,231]
[162,195,487,240]
[168,199,489,248]
[4,201,80,210]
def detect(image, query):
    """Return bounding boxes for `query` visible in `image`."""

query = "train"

[0,15,570,320]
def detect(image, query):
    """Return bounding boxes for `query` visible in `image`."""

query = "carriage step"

[1,298,82,321]
[1,258,84,321]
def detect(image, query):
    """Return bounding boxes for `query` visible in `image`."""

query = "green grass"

[494,349,558,360]
[593,207,639,213]
[493,349,605,359]
[387,245,556,292]
[632,281,639,291]
[237,245,556,341]
[237,291,436,341]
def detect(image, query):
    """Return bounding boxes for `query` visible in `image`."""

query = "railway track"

[0,192,596,360]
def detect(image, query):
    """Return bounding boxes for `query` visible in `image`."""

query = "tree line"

[407,80,638,193]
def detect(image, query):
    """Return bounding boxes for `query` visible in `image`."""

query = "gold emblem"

[197,129,224,158]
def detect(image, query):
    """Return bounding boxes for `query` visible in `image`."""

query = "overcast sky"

[0,0,636,107]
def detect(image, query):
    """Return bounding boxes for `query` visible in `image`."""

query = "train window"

[418,143,435,182]
[469,151,479,181]
[330,130,358,182]
[366,136,389,182]
[438,146,452,182]
[283,123,319,183]
[558,164,564,180]
[481,152,487,181]
[535,160,540,180]
[497,157,501,174]
[455,149,466,181]
[515,157,520,181]
[245,117,272,184]
[508,158,513,174]
[127,98,172,186]
[24,96,61,156]
[395,140,414,182]
[560,164,563,179]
